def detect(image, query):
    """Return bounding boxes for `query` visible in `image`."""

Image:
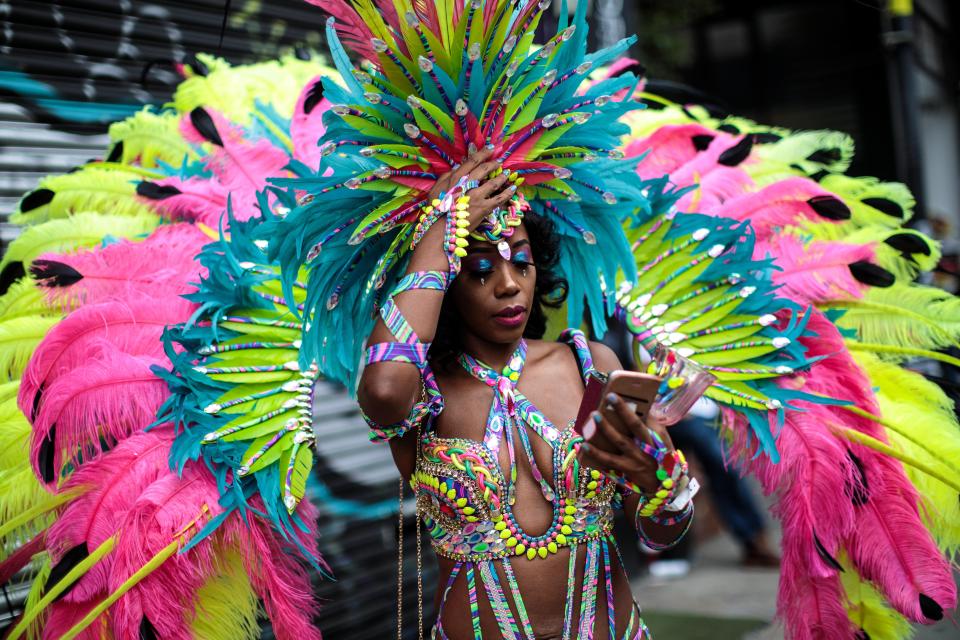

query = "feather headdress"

[267,0,655,386]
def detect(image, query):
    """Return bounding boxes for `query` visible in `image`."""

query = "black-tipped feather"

[691,134,714,152]
[30,260,84,288]
[884,232,932,257]
[303,81,326,115]
[807,195,851,220]
[849,261,896,287]
[136,181,182,200]
[45,543,88,601]
[189,107,223,147]
[919,593,944,621]
[19,188,55,213]
[813,532,844,572]
[38,424,56,483]
[806,148,842,165]
[717,135,753,166]
[862,197,905,220]
[0,261,25,296]
[106,141,124,163]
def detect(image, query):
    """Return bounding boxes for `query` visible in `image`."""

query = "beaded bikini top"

[410,329,618,562]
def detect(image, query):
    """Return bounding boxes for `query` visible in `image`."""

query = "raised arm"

[357,148,516,477]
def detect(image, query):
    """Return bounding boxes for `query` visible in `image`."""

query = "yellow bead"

[447,489,457,500]
[547,542,558,554]
[667,377,685,389]
[466,515,479,522]
[587,481,598,490]
[455,238,469,248]
[492,513,504,522]
[462,506,475,515]
[500,529,512,539]
[556,534,567,545]
[439,482,447,493]
[527,548,537,560]
[564,505,576,515]
[455,228,469,237]
[456,497,468,507]
[561,525,573,535]
[537,547,548,559]
[432,199,441,207]
[655,489,669,499]
[455,248,468,257]
[662,479,674,490]
[494,520,507,531]
[562,515,574,525]
[515,177,525,185]
[506,537,518,547]
[515,544,526,555]
[585,491,596,499]
[590,470,601,480]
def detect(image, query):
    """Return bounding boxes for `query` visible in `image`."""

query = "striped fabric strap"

[578,539,600,638]
[364,341,431,367]
[561,543,579,640]
[466,562,483,640]
[502,559,536,640]
[373,270,448,364]
[479,561,522,639]
[602,537,616,639]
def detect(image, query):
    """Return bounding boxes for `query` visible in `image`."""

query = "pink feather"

[844,447,958,623]
[675,166,754,213]
[33,223,208,308]
[42,600,103,640]
[759,235,874,304]
[291,77,331,171]
[228,498,323,640]
[713,177,844,236]
[777,573,854,640]
[626,123,724,180]
[18,295,195,423]
[29,348,170,484]
[45,431,173,604]
[147,176,230,226]
[304,0,378,59]
[109,465,224,640]
[179,109,291,221]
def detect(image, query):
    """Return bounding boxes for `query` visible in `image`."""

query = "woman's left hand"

[576,393,675,494]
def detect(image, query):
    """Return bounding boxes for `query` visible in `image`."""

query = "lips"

[493,305,527,327]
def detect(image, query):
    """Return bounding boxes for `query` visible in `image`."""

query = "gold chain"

[397,475,404,639]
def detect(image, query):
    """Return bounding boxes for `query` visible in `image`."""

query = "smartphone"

[574,369,662,452]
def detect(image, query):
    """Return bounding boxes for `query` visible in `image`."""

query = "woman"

[358,148,695,639]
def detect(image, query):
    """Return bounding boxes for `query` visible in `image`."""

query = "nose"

[495,263,521,297]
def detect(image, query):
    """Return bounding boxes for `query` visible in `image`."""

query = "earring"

[480,277,486,287]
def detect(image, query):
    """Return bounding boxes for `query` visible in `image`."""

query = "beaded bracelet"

[636,501,694,551]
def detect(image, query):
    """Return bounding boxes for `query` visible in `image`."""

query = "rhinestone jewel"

[553,167,573,179]
[360,147,376,157]
[371,38,388,53]
[374,166,392,179]
[406,94,422,108]
[582,231,597,244]
[364,91,381,104]
[455,99,469,116]
[575,61,593,74]
[602,191,617,204]
[502,35,517,53]
[541,69,558,85]
[594,94,611,107]
[561,24,577,40]
[417,55,434,72]
[404,123,421,138]
[344,177,361,189]
[404,10,419,27]
[541,113,559,127]
[332,105,350,116]
[468,42,482,61]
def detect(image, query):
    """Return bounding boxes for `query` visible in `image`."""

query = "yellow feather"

[0,211,160,272]
[107,108,196,168]
[189,548,262,640]
[0,315,60,381]
[838,551,913,640]
[853,352,960,552]
[0,279,54,320]
[12,168,157,225]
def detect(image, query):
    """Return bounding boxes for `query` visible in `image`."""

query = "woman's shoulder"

[526,333,622,372]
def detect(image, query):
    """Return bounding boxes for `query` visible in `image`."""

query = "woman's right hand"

[426,148,517,232]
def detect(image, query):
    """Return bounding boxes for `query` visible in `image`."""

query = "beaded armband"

[410,177,472,280]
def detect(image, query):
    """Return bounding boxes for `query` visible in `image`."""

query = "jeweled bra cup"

[414,427,617,561]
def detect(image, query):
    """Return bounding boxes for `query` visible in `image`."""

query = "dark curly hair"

[428,212,569,370]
